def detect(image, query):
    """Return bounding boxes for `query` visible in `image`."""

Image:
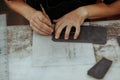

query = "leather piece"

[52,26,107,44]
[87,58,112,79]
[117,36,120,46]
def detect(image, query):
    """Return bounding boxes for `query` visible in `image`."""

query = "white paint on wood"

[90,20,120,27]
[7,25,120,80]
[95,38,120,67]
[9,51,96,80]
[101,67,120,80]
[9,59,96,80]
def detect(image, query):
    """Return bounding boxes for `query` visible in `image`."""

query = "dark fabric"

[43,0,96,20]
[26,0,116,20]
[104,0,116,4]
[0,0,9,11]
[26,0,96,20]
[26,0,42,11]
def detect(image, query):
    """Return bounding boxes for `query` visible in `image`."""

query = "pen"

[40,4,49,19]
[40,4,53,28]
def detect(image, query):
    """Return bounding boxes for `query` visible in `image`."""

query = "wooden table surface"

[7,20,120,80]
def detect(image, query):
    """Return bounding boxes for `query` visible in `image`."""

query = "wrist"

[25,9,38,21]
[77,7,88,19]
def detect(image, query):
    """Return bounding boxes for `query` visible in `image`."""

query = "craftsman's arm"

[4,0,36,20]
[4,0,53,35]
[84,0,120,19]
[54,0,120,39]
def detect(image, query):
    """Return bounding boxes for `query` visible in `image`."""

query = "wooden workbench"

[7,20,120,80]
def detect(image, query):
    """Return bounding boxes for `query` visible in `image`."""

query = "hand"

[54,7,88,39]
[29,11,53,35]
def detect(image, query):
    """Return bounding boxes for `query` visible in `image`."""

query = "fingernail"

[55,36,58,39]
[74,37,77,39]
[49,28,53,32]
[51,29,53,32]
[65,37,68,40]
[49,23,52,26]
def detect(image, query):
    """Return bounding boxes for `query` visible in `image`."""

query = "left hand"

[54,7,88,40]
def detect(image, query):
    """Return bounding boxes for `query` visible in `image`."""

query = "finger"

[53,19,59,23]
[55,21,63,31]
[55,23,66,39]
[44,13,50,21]
[30,23,49,36]
[39,22,53,34]
[74,25,80,39]
[73,19,84,39]
[53,17,62,23]
[30,19,50,34]
[38,14,52,27]
[42,16,52,27]
[30,21,50,35]
[64,25,72,40]
[32,18,53,33]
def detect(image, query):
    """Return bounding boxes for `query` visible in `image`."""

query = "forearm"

[82,0,120,19]
[4,0,37,20]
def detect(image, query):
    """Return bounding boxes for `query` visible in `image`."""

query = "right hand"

[29,11,53,35]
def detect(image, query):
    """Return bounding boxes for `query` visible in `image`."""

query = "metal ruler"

[0,14,9,80]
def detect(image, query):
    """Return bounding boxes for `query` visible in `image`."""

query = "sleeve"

[103,0,117,4]
[25,0,42,10]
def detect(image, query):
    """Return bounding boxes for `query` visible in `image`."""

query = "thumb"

[53,17,62,23]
